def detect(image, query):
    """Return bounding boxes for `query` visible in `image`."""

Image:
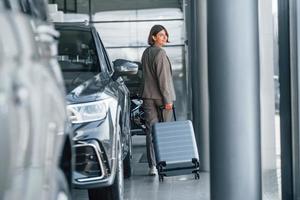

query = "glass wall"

[272,0,282,198]
[259,0,281,199]
[49,0,188,119]
[92,9,189,119]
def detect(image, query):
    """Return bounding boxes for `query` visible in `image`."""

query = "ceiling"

[52,0,183,13]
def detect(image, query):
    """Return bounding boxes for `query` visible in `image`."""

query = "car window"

[2,0,9,9]
[5,0,21,10]
[97,34,113,74]
[30,0,47,20]
[19,0,47,20]
[57,28,101,92]
[88,34,109,76]
[57,29,100,72]
[19,0,32,15]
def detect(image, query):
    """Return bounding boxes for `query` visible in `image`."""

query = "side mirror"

[113,59,139,76]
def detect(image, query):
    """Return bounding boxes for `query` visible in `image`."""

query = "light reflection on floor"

[74,135,281,200]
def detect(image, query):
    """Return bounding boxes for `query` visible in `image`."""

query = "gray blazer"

[141,46,176,103]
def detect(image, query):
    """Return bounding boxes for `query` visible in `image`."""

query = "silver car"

[0,0,73,199]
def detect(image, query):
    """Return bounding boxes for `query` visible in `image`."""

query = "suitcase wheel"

[194,172,200,180]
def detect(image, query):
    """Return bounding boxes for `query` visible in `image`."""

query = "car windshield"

[57,29,100,92]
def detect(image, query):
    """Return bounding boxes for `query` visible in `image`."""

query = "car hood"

[65,74,112,104]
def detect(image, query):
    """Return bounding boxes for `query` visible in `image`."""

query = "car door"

[95,32,131,157]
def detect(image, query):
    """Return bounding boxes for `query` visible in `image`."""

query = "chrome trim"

[74,142,106,182]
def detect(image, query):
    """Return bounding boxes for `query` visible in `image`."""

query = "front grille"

[75,145,103,179]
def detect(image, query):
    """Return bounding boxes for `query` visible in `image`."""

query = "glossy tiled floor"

[123,136,209,200]
[73,136,209,200]
[73,136,281,200]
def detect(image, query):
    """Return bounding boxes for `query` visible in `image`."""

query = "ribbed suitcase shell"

[152,120,200,180]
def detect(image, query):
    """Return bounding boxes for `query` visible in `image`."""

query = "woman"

[141,25,176,176]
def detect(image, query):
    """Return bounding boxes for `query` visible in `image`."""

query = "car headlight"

[67,100,108,124]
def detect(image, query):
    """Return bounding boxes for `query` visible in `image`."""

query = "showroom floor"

[73,136,281,200]
[73,136,209,200]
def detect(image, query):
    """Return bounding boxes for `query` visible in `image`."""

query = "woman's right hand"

[165,103,173,110]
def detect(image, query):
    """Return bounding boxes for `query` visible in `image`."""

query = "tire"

[123,136,132,178]
[88,141,124,200]
[55,170,70,200]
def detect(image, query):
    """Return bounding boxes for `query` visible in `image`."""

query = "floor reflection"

[74,135,281,200]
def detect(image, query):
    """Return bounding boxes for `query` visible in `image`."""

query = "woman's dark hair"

[147,25,169,45]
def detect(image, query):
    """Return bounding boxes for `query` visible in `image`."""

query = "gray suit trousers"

[143,99,173,168]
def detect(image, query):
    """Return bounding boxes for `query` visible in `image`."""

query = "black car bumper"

[72,118,118,189]
[73,140,118,189]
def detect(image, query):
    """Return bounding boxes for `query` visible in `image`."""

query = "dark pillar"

[88,0,92,21]
[207,1,262,200]
[184,0,210,171]
[278,0,293,199]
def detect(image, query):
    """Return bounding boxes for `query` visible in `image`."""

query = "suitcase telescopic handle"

[158,105,177,122]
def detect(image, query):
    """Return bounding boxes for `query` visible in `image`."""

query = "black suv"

[55,22,138,200]
[0,0,73,200]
